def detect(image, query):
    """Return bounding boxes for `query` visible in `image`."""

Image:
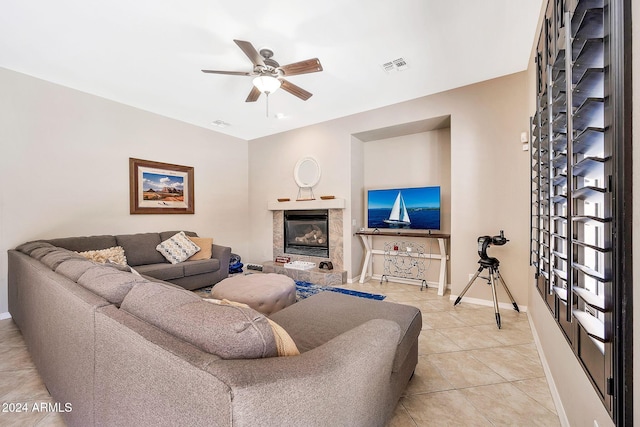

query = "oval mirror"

[294,157,321,188]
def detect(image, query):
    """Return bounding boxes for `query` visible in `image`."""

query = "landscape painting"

[142,172,185,204]
[129,158,194,214]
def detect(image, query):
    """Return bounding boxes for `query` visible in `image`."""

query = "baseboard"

[528,314,569,426]
[448,294,528,313]
[347,275,361,284]
[0,312,12,320]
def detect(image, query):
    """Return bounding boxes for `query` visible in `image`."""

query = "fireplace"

[284,209,329,258]
[267,202,346,284]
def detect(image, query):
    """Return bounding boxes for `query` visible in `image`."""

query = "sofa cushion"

[115,233,166,266]
[121,282,277,359]
[77,246,128,266]
[270,291,422,372]
[156,231,200,264]
[159,230,198,241]
[183,259,219,277]
[56,258,100,281]
[15,241,55,255]
[30,246,62,260]
[45,235,118,252]
[103,260,133,272]
[40,248,85,270]
[186,237,213,261]
[205,298,299,357]
[134,263,185,281]
[77,266,148,305]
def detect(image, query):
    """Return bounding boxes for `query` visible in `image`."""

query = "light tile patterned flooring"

[342,280,561,427]
[0,279,560,426]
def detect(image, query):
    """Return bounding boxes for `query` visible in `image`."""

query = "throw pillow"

[205,298,300,357]
[121,283,277,359]
[77,246,128,266]
[156,231,201,264]
[266,318,301,357]
[186,237,213,261]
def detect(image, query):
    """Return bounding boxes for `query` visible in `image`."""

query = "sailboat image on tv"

[367,185,441,230]
[383,191,411,227]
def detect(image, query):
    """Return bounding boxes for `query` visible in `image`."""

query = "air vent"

[381,57,409,73]
[211,120,230,128]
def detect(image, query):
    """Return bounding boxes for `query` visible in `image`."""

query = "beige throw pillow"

[187,237,213,261]
[77,246,127,266]
[265,318,301,357]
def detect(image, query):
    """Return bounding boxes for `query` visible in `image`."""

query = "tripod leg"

[454,266,483,306]
[496,269,520,312]
[489,268,501,329]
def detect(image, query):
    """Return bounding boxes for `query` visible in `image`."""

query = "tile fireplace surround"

[265,200,347,285]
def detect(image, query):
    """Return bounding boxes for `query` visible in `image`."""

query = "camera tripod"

[453,231,519,329]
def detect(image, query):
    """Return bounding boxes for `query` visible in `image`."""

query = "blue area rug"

[194,279,386,302]
[295,281,385,301]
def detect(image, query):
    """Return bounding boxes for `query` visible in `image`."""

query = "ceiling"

[0,0,543,141]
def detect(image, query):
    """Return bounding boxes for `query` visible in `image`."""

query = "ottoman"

[210,273,297,315]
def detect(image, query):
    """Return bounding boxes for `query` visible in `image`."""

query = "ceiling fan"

[202,39,323,103]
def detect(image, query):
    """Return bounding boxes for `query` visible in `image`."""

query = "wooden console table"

[356,230,450,296]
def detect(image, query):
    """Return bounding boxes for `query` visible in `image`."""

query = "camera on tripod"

[477,230,508,263]
[455,229,518,329]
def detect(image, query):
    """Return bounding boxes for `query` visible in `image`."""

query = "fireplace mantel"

[267,198,345,211]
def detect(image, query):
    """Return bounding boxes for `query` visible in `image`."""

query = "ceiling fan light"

[253,75,281,94]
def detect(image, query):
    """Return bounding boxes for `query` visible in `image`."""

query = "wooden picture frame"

[129,158,194,214]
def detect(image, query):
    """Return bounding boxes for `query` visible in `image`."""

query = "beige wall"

[0,67,249,315]
[248,72,531,307]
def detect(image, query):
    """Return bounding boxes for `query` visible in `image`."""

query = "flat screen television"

[367,186,441,231]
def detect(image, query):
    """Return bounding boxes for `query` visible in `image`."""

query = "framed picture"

[129,158,194,214]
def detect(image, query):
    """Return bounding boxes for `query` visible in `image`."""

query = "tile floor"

[342,280,561,427]
[0,279,560,426]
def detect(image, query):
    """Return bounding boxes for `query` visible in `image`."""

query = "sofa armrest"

[211,318,402,427]
[210,243,231,270]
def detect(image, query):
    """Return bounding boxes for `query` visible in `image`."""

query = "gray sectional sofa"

[42,230,231,290]
[7,236,422,427]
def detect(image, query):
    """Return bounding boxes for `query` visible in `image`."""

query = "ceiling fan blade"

[245,86,261,102]
[234,39,265,67]
[201,69,253,76]
[280,79,313,101]
[278,58,323,76]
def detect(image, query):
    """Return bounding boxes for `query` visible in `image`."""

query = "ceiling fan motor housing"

[259,48,280,73]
